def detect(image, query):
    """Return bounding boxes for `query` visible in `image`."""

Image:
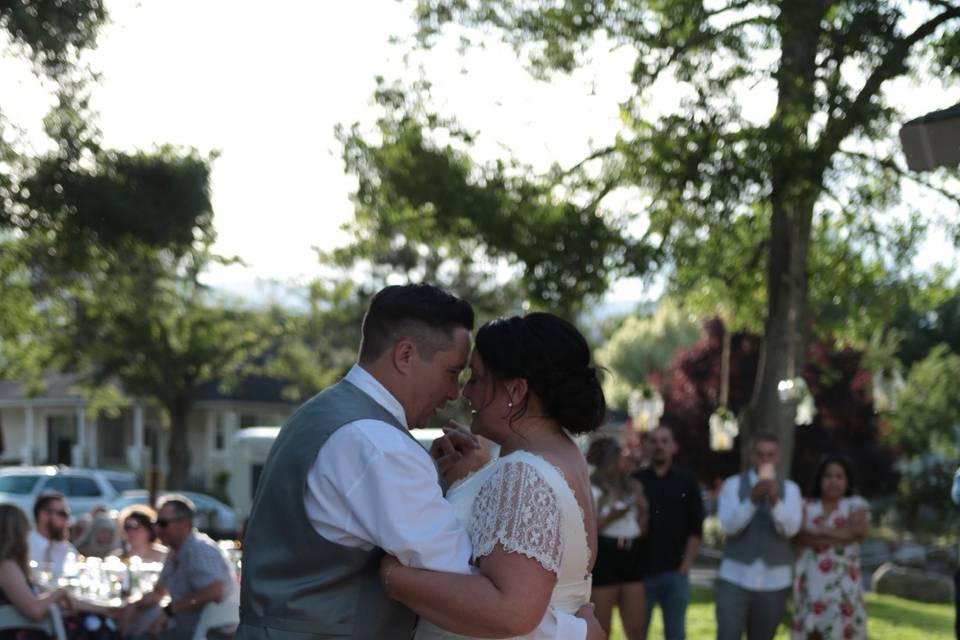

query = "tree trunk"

[739,198,813,475]
[738,0,826,475]
[166,396,192,490]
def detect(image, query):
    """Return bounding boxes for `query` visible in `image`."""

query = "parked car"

[106,490,240,540]
[0,466,139,521]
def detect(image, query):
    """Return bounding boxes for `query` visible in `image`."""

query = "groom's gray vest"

[236,379,418,640]
[723,471,793,569]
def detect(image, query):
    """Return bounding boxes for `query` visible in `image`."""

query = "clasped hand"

[430,421,491,487]
[750,479,779,505]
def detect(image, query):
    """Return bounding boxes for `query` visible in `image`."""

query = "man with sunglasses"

[126,495,236,640]
[28,492,77,578]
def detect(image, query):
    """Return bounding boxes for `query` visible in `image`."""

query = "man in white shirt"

[716,432,802,640]
[237,284,599,640]
[28,492,78,578]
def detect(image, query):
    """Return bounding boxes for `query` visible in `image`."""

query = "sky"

[1,0,957,308]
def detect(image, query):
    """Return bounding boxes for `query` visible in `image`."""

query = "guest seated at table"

[29,494,78,580]
[0,504,70,638]
[76,515,119,560]
[111,508,166,565]
[122,496,235,640]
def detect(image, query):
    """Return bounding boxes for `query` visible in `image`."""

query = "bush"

[896,451,960,536]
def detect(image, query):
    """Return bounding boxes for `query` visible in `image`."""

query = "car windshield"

[107,494,147,510]
[108,478,138,494]
[0,475,41,495]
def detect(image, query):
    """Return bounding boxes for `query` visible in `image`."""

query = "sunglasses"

[123,521,146,531]
[156,516,186,529]
[45,509,70,519]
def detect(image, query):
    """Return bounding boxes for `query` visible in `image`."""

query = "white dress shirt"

[304,365,586,639]
[717,470,802,591]
[28,529,78,578]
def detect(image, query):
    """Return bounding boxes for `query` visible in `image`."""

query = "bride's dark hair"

[474,312,606,435]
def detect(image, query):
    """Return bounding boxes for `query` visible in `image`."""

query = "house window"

[240,413,260,429]
[100,413,128,462]
[46,414,77,465]
[214,414,226,451]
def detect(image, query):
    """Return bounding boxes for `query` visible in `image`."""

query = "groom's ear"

[392,338,416,374]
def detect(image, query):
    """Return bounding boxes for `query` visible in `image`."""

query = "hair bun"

[537,365,606,435]
[475,312,607,435]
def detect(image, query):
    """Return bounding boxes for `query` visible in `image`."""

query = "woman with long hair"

[380,312,603,639]
[587,437,648,639]
[791,453,869,640]
[0,504,69,636]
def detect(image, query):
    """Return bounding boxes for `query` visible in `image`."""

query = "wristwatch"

[163,603,175,618]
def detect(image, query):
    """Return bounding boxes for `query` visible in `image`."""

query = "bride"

[380,312,603,639]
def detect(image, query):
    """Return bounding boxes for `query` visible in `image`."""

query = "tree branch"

[557,145,618,179]
[644,16,775,84]
[839,149,960,205]
[817,6,960,163]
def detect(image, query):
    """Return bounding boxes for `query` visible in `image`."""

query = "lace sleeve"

[469,459,563,575]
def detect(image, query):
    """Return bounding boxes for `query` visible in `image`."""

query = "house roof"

[0,372,295,406]
[903,103,960,127]
[192,375,294,404]
[0,374,86,402]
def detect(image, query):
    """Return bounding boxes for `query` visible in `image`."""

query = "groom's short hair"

[359,284,474,363]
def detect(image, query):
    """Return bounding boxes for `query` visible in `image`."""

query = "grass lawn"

[609,588,954,639]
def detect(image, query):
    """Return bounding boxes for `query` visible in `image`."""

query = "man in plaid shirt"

[126,495,236,640]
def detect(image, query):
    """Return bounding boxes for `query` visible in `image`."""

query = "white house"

[0,373,297,492]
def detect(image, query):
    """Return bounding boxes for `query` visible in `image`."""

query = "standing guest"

[124,496,235,640]
[716,432,802,640]
[634,426,704,640]
[0,504,70,638]
[28,494,77,579]
[111,506,167,564]
[588,437,648,639]
[791,454,869,640]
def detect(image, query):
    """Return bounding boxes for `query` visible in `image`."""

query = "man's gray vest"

[236,379,418,640]
[723,471,793,568]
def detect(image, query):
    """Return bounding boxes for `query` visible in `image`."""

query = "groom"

[236,284,599,640]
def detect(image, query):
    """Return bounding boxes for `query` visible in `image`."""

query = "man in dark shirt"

[634,426,704,640]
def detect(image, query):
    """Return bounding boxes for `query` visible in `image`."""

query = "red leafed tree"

[655,319,897,496]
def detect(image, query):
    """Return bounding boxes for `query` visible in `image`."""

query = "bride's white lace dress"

[415,450,592,640]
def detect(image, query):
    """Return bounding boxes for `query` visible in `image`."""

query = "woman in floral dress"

[791,454,869,640]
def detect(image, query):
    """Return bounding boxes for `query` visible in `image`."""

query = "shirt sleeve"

[469,460,564,575]
[306,421,474,574]
[535,606,587,640]
[187,544,232,591]
[717,475,756,536]
[686,474,705,538]
[771,481,803,537]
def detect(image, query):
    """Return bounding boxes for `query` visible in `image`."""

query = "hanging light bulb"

[709,407,739,452]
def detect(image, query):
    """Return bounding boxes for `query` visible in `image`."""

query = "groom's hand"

[431,421,490,487]
[577,603,607,640]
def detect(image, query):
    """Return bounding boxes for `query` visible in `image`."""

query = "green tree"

[10,232,276,489]
[595,301,700,408]
[339,0,960,471]
[889,344,960,455]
